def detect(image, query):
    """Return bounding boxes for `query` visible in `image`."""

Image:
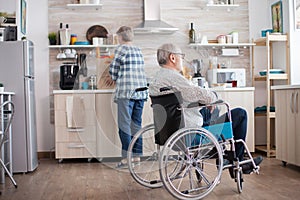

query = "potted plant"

[0,83,4,93]
[48,32,57,45]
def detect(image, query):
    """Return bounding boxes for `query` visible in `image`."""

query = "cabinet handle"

[68,144,85,148]
[67,128,84,132]
[295,92,298,114]
[290,92,294,113]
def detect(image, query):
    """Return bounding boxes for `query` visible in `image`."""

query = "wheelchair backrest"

[150,92,185,145]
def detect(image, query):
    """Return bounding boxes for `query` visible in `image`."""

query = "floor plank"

[0,157,300,200]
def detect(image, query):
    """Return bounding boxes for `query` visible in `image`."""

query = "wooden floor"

[0,156,300,200]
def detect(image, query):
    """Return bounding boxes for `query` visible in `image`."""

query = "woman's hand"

[105,77,115,87]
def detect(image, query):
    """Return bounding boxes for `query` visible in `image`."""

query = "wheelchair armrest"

[186,99,229,109]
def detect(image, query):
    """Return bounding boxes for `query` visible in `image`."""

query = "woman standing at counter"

[108,26,148,168]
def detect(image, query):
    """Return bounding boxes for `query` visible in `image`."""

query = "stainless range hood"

[134,0,178,34]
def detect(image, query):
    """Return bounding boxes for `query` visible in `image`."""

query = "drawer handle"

[68,144,85,148]
[67,128,84,132]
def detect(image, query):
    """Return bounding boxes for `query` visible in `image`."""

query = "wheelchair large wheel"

[127,124,163,188]
[159,127,223,200]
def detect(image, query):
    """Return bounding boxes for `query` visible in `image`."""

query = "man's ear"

[169,53,176,64]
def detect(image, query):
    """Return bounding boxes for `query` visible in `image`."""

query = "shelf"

[205,4,239,11]
[66,4,103,10]
[255,111,275,118]
[255,145,276,157]
[189,43,255,48]
[49,44,117,48]
[254,34,288,46]
[254,73,289,81]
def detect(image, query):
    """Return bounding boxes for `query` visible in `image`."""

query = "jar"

[217,35,226,44]
[70,34,77,45]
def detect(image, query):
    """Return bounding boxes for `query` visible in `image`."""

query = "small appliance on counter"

[59,63,79,90]
[206,68,246,87]
[0,26,17,41]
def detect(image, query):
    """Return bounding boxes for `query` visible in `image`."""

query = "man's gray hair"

[157,43,182,66]
[116,26,134,42]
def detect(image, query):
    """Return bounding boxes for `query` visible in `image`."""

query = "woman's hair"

[157,43,182,66]
[116,26,134,42]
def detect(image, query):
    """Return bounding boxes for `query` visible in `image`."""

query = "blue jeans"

[117,99,144,158]
[201,107,247,161]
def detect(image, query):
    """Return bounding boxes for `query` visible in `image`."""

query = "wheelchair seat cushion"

[150,92,185,145]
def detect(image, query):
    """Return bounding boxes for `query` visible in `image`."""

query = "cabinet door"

[95,93,120,157]
[295,89,300,166]
[217,90,255,152]
[286,90,297,164]
[274,90,289,162]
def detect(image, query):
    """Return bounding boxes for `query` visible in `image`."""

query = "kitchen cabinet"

[54,90,153,160]
[54,93,97,161]
[213,88,255,152]
[95,93,120,158]
[252,32,290,157]
[273,86,300,167]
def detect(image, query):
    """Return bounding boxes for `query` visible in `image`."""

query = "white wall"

[27,0,53,152]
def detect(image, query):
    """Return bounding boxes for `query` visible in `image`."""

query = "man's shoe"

[242,156,263,174]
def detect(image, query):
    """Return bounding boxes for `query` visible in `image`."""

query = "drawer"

[55,110,96,127]
[55,142,96,159]
[54,94,95,111]
[55,126,96,142]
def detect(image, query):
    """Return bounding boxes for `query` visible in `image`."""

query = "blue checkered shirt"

[109,44,148,100]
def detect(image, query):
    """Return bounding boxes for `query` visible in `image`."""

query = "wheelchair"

[127,88,260,200]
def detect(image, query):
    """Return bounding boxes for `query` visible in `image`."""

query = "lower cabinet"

[54,93,97,160]
[274,88,300,166]
[54,89,255,159]
[54,92,153,160]
[215,89,255,152]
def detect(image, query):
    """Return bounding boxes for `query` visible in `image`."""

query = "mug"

[0,16,7,24]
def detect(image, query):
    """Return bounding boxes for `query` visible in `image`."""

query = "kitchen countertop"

[271,85,300,90]
[53,87,254,94]
[211,87,255,92]
[53,89,115,94]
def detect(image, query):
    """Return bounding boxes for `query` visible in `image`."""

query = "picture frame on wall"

[295,0,300,30]
[20,0,27,35]
[271,1,283,33]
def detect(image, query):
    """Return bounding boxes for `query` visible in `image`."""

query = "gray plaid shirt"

[149,67,218,127]
[109,44,148,101]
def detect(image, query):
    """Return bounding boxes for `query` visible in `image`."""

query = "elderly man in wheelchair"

[127,43,263,199]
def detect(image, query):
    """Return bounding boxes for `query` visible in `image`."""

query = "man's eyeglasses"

[173,53,185,59]
[158,49,185,59]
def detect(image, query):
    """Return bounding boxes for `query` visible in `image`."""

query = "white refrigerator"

[0,40,38,173]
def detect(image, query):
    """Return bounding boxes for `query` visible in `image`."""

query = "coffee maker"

[59,63,79,90]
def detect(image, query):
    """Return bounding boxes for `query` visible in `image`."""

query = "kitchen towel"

[66,96,85,128]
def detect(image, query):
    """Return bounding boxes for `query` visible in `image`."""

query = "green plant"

[48,32,57,45]
[0,83,3,87]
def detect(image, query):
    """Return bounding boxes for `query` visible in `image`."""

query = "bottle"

[57,23,63,45]
[189,23,195,43]
[60,24,71,45]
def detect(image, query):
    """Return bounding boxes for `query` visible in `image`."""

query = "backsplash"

[48,0,252,90]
